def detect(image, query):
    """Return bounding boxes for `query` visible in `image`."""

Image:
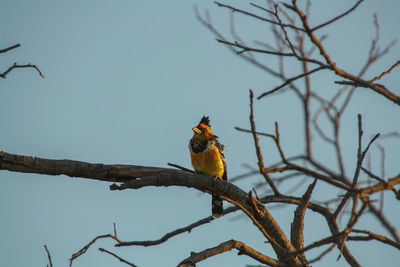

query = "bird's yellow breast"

[190,143,225,178]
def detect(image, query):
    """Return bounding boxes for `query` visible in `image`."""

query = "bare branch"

[349,229,400,250]
[289,0,400,105]
[98,248,138,267]
[215,1,304,31]
[216,38,294,57]
[369,60,400,83]
[194,6,281,78]
[291,179,317,251]
[286,163,351,191]
[0,150,300,264]
[361,167,386,184]
[368,203,400,242]
[230,126,351,189]
[110,174,302,264]
[272,4,299,57]
[44,245,53,267]
[352,114,380,186]
[235,126,275,139]
[70,234,122,266]
[309,244,336,264]
[287,231,347,258]
[167,162,194,173]
[311,0,364,31]
[0,151,169,182]
[261,193,359,266]
[113,222,117,237]
[334,115,380,219]
[0,43,21,53]
[258,66,325,99]
[116,207,237,247]
[359,175,400,196]
[0,62,45,79]
[178,239,280,267]
[216,38,328,68]
[249,89,281,196]
[333,80,400,107]
[347,200,368,230]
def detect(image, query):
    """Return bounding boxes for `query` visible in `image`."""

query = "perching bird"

[189,116,227,218]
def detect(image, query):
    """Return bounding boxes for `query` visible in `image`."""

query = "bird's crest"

[199,116,211,126]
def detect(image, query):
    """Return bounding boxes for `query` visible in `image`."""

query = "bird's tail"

[212,194,223,218]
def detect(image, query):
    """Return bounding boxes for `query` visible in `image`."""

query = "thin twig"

[290,0,400,105]
[215,1,304,31]
[309,244,336,263]
[70,234,122,266]
[0,43,21,53]
[44,245,53,267]
[369,60,400,83]
[258,66,325,99]
[291,179,317,249]
[368,203,400,242]
[217,38,293,56]
[349,229,400,250]
[113,222,117,237]
[249,89,280,195]
[311,0,364,31]
[98,248,138,267]
[117,218,211,247]
[235,126,275,138]
[167,163,194,173]
[0,62,45,79]
[361,167,386,184]
[194,5,281,78]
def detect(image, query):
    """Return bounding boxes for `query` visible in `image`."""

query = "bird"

[189,116,227,218]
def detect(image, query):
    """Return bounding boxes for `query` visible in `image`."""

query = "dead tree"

[1,1,399,266]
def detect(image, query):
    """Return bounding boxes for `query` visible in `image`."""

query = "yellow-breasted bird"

[189,116,227,218]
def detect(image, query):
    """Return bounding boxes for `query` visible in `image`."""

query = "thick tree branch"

[291,179,317,251]
[0,151,168,182]
[110,173,301,264]
[0,150,300,265]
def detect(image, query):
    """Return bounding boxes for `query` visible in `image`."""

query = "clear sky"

[1,0,399,266]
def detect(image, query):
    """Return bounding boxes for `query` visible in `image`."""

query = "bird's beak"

[192,127,202,134]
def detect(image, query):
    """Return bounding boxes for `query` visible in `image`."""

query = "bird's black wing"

[212,136,227,181]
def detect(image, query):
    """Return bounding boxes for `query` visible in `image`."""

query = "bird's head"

[192,116,216,141]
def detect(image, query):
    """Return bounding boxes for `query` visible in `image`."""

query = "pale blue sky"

[1,1,399,266]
